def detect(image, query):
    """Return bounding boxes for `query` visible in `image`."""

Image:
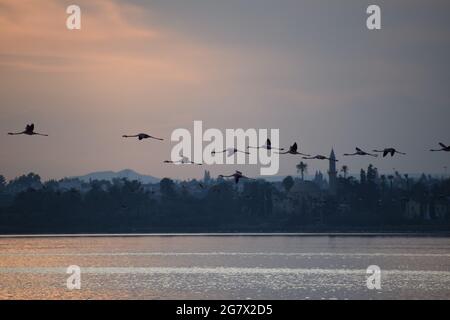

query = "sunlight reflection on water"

[0,235,449,299]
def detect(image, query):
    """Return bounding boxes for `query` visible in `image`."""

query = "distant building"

[313,171,327,190]
[328,149,337,195]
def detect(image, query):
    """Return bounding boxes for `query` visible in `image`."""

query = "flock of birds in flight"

[7,123,450,185]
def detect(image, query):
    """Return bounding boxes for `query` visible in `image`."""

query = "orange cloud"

[0,0,209,84]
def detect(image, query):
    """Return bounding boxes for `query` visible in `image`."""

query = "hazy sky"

[1,0,449,181]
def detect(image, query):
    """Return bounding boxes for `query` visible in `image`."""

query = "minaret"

[328,149,337,195]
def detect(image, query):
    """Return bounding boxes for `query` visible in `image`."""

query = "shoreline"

[1,232,450,238]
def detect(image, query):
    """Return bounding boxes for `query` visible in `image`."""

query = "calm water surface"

[0,235,449,299]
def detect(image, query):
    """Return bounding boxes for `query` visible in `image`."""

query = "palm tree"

[296,161,308,181]
[341,165,349,179]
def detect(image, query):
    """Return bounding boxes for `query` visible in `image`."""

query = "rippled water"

[0,235,449,299]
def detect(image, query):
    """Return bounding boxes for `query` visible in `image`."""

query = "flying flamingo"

[373,148,406,157]
[212,148,250,156]
[219,171,253,184]
[8,124,48,136]
[164,155,202,165]
[344,147,378,157]
[303,155,338,162]
[430,143,450,152]
[277,143,310,156]
[248,139,284,151]
[122,133,163,141]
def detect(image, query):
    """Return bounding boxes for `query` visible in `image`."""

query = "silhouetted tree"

[404,174,410,190]
[0,175,6,192]
[203,170,211,184]
[341,165,349,179]
[7,173,42,193]
[0,172,449,234]
[282,176,294,193]
[296,162,308,181]
[360,169,366,185]
[388,175,394,191]
[367,164,377,183]
[160,178,176,198]
[380,175,387,193]
[44,180,59,191]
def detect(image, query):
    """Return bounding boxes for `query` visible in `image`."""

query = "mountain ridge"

[73,169,160,184]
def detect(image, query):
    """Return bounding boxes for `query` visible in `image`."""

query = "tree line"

[0,167,449,234]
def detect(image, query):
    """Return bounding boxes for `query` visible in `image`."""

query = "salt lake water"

[0,235,449,299]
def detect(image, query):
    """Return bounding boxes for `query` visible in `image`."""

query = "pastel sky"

[1,0,449,181]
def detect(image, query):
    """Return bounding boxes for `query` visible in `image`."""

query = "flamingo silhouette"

[212,148,250,156]
[430,143,450,152]
[164,155,202,165]
[344,147,377,157]
[303,155,338,162]
[248,139,284,151]
[122,133,163,141]
[8,124,48,136]
[277,143,310,156]
[219,171,253,184]
[373,148,406,157]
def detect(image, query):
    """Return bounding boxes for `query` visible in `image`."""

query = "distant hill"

[74,169,160,184]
